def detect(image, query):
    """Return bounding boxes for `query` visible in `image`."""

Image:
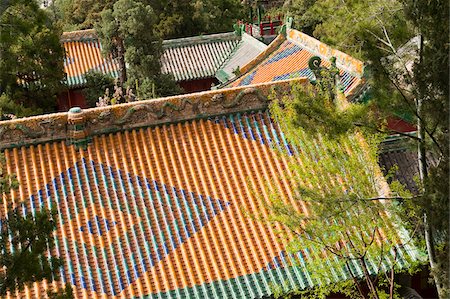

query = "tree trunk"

[416,35,446,299]
[360,258,379,299]
[346,261,366,299]
[116,36,127,88]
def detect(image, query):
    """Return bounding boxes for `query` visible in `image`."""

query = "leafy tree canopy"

[51,0,245,39]
[0,0,65,116]
[282,0,448,296]
[0,154,73,297]
[96,0,181,99]
[265,84,418,299]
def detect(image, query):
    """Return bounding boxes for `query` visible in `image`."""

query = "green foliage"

[283,0,318,35]
[190,0,245,36]
[0,94,36,119]
[51,0,244,39]
[282,0,449,295]
[262,82,422,298]
[270,83,371,137]
[49,0,115,31]
[83,71,115,107]
[0,0,65,115]
[0,154,72,297]
[284,0,411,59]
[0,155,18,195]
[0,206,60,295]
[47,283,74,299]
[96,0,181,99]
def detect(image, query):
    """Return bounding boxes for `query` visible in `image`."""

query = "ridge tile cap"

[287,28,365,77]
[162,32,240,48]
[61,29,97,42]
[0,77,307,126]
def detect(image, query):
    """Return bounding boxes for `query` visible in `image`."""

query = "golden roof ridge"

[61,29,97,42]
[0,78,307,150]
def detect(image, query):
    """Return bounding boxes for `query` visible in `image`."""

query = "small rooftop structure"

[221,26,368,102]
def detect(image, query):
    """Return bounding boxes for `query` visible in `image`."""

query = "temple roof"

[61,29,118,88]
[0,77,419,298]
[61,30,266,88]
[161,32,240,82]
[222,28,367,101]
[161,32,266,82]
[215,33,268,83]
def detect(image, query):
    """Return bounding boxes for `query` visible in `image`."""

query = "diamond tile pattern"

[2,111,416,298]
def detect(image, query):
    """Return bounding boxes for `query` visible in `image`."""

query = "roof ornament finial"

[67,107,91,149]
[279,17,293,37]
[308,56,343,102]
[233,23,245,37]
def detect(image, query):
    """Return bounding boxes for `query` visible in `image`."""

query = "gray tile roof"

[216,33,268,83]
[161,32,241,82]
[379,138,439,194]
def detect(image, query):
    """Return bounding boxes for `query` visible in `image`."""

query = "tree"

[0,204,60,295]
[263,82,418,299]
[0,0,65,116]
[190,0,245,36]
[0,154,72,297]
[282,0,448,296]
[48,0,115,31]
[96,0,180,99]
[51,0,245,39]
[83,71,115,107]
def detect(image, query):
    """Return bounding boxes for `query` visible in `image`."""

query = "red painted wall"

[179,78,218,94]
[57,89,88,112]
[57,78,217,112]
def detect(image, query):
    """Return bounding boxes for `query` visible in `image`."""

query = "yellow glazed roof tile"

[225,29,365,98]
[0,79,416,298]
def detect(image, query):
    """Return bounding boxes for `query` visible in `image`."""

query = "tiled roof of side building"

[379,137,439,194]
[215,32,268,83]
[161,32,241,82]
[62,30,119,88]
[0,79,419,298]
[224,28,367,99]
[61,30,262,88]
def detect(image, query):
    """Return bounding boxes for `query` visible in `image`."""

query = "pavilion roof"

[222,28,368,101]
[61,29,118,88]
[161,32,240,82]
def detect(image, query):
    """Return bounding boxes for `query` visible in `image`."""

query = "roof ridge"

[215,39,245,74]
[287,28,365,78]
[218,33,286,88]
[217,32,268,71]
[0,78,307,150]
[162,32,240,48]
[215,33,269,83]
[61,29,97,42]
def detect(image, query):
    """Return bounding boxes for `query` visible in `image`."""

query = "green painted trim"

[132,246,418,299]
[216,69,230,83]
